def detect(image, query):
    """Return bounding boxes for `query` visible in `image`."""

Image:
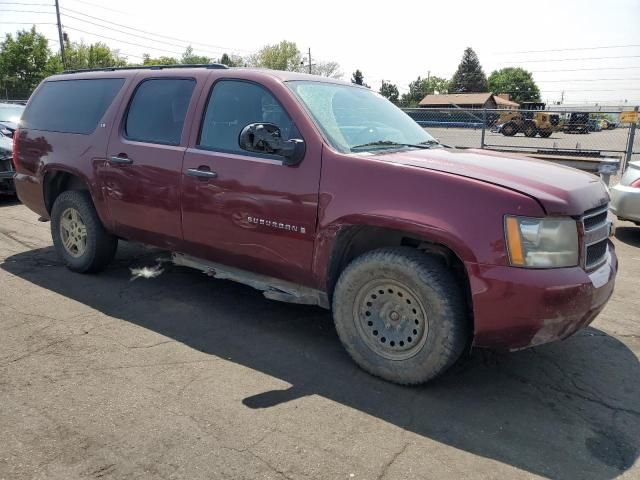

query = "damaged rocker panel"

[172,252,329,309]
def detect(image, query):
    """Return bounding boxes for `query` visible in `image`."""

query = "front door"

[180,79,321,285]
[102,76,197,248]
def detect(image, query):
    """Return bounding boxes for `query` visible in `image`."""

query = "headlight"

[505,216,579,268]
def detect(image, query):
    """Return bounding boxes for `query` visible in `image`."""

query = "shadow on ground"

[615,226,640,248]
[2,243,639,480]
[0,195,19,207]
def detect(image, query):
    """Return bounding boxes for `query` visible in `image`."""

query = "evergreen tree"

[379,80,399,104]
[449,48,488,93]
[351,69,369,88]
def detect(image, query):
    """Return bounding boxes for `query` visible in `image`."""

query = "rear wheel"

[51,190,118,273]
[501,122,518,136]
[523,122,538,137]
[539,131,552,138]
[332,247,468,385]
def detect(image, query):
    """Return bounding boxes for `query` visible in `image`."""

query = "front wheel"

[332,247,468,385]
[51,190,118,273]
[523,122,538,137]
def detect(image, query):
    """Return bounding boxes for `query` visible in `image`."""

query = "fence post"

[623,106,638,172]
[480,109,487,149]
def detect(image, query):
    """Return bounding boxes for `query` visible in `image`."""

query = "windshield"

[0,104,24,122]
[287,81,437,153]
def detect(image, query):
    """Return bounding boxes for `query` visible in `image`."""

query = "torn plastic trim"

[172,252,330,309]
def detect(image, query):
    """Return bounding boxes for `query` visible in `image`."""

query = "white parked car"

[610,161,640,224]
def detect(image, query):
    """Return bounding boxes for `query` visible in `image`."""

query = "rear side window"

[125,78,195,145]
[22,79,124,134]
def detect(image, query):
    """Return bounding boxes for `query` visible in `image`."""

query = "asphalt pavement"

[0,198,639,480]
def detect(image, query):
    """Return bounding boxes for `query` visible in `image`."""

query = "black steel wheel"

[332,247,468,385]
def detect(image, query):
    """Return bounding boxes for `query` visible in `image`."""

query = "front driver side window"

[198,80,299,155]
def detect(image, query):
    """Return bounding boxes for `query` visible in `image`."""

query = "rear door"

[180,78,322,285]
[102,76,198,248]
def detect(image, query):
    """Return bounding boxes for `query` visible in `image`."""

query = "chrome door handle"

[186,168,218,179]
[109,155,133,165]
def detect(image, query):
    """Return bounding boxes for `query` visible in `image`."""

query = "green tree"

[311,60,342,79]
[449,47,488,93]
[379,80,399,103]
[181,45,210,64]
[400,75,449,107]
[142,53,178,65]
[0,27,53,99]
[351,69,370,88]
[219,53,240,67]
[488,67,540,104]
[351,69,363,85]
[64,41,127,70]
[248,41,301,71]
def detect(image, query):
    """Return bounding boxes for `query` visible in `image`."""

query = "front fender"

[311,213,476,291]
[313,148,546,289]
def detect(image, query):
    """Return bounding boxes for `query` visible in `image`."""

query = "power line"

[497,44,640,54]
[43,35,150,60]
[59,12,231,57]
[0,7,53,13]
[0,20,55,24]
[59,6,254,54]
[536,78,640,82]
[522,88,640,92]
[0,2,53,5]
[505,55,640,63]
[61,25,187,56]
[64,0,127,14]
[531,66,640,73]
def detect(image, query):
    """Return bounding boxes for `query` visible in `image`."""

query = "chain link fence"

[403,107,640,180]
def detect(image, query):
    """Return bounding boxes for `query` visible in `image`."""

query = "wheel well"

[326,226,473,335]
[44,171,89,213]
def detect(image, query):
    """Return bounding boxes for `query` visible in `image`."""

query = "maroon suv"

[13,65,617,384]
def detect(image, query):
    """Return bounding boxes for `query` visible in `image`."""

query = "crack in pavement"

[377,441,411,480]
[2,338,69,365]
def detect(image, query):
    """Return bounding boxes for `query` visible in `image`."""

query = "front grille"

[586,239,608,270]
[581,203,610,270]
[583,209,608,230]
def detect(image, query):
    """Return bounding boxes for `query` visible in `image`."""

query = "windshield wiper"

[351,140,439,151]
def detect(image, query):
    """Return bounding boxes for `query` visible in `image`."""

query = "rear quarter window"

[21,78,125,134]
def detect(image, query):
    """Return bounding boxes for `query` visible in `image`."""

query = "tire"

[539,131,552,138]
[332,247,468,385]
[50,190,118,273]
[501,122,518,136]
[523,122,537,137]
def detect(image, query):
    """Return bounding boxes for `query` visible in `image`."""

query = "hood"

[0,135,12,159]
[0,120,18,132]
[374,147,608,216]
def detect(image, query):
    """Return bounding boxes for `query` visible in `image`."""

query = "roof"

[419,92,493,106]
[48,65,353,87]
[494,95,520,108]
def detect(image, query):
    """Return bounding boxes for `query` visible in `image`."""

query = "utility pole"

[54,0,66,69]
[308,47,312,74]
[560,90,565,104]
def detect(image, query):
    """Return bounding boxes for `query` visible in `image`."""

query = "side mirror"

[238,123,305,166]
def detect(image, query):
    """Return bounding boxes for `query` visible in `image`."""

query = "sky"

[1,0,640,105]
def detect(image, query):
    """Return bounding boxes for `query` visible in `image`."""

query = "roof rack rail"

[62,63,229,74]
